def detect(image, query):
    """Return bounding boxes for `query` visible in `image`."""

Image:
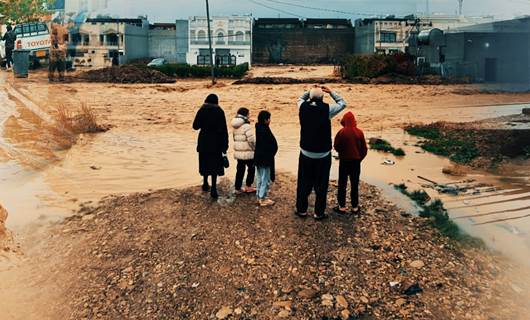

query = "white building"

[186,16,252,67]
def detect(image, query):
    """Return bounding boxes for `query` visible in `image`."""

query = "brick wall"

[252,28,354,64]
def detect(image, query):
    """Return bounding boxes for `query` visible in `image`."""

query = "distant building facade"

[67,17,149,67]
[417,15,495,31]
[148,23,178,63]
[354,15,494,56]
[354,16,432,55]
[186,16,252,67]
[252,18,354,64]
[410,17,530,88]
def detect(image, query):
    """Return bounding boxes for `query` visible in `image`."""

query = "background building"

[354,16,432,55]
[252,18,354,64]
[410,17,530,89]
[148,23,178,63]
[67,17,149,67]
[186,16,252,67]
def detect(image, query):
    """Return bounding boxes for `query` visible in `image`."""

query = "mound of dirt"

[233,77,343,85]
[49,174,527,319]
[77,65,176,84]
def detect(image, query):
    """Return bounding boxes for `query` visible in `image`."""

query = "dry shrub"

[49,104,107,150]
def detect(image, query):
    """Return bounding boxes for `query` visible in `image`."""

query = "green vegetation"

[0,0,52,23]
[338,53,416,80]
[406,125,480,164]
[369,138,406,156]
[396,184,485,248]
[152,63,249,79]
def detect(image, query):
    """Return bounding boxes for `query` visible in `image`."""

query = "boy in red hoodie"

[333,112,368,214]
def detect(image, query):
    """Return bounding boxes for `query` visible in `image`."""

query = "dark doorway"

[485,58,497,82]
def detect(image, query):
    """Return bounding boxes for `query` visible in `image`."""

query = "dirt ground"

[2,66,530,319]
[33,175,530,319]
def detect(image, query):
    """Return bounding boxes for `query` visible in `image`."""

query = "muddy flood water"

[1,69,530,272]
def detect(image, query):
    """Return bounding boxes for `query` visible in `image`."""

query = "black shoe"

[295,210,308,218]
[333,206,349,215]
[210,190,219,199]
[202,184,210,192]
[313,213,329,221]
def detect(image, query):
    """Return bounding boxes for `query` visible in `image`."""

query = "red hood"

[340,111,357,128]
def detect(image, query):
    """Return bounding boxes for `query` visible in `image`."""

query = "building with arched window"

[186,16,252,67]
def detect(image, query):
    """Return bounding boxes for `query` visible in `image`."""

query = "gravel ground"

[47,174,528,320]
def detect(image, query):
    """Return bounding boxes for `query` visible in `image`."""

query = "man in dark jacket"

[295,86,347,220]
[3,25,17,69]
[193,94,229,199]
[333,111,367,214]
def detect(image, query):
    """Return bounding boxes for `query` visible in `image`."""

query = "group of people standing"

[193,86,367,219]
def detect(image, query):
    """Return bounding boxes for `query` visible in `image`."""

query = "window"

[380,31,397,43]
[235,31,244,42]
[216,32,225,44]
[197,30,207,40]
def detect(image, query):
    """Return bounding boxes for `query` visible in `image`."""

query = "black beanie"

[205,94,219,105]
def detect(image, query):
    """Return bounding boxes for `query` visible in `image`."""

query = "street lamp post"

[205,0,216,85]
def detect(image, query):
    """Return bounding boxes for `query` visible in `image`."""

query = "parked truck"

[1,21,51,68]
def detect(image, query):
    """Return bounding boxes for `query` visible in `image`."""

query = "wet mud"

[1,67,530,318]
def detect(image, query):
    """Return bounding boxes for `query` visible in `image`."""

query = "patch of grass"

[49,104,107,150]
[395,184,485,248]
[369,138,406,156]
[406,125,479,164]
[394,184,430,205]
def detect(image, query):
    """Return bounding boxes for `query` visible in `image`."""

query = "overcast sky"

[105,0,530,22]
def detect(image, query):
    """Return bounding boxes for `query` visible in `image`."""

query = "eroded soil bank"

[39,175,530,319]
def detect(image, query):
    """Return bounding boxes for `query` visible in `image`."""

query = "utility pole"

[458,0,464,16]
[205,0,216,85]
[426,0,430,16]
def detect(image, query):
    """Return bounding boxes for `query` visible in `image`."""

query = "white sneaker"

[259,199,275,207]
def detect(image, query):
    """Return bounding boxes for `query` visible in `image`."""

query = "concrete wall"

[253,28,354,64]
[123,24,149,62]
[354,24,375,55]
[175,20,189,64]
[444,32,530,85]
[148,29,177,62]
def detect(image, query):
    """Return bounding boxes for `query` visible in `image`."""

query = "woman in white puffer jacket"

[232,108,257,193]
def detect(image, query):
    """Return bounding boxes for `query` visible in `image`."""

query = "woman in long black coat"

[193,94,229,199]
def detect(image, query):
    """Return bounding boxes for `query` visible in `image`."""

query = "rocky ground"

[0,204,11,252]
[46,174,528,320]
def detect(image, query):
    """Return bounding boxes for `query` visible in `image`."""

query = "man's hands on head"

[321,86,332,94]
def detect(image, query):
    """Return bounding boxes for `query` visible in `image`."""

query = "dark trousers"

[48,59,66,80]
[296,152,332,216]
[235,159,255,190]
[338,160,361,208]
[5,47,13,68]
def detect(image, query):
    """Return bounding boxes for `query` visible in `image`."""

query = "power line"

[247,0,306,18]
[262,0,381,17]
